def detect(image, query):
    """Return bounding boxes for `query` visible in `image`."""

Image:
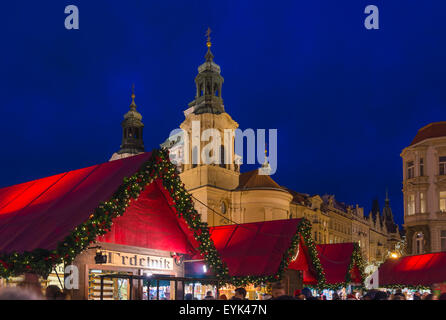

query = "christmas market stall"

[0,149,226,300]
[185,218,325,299]
[290,242,364,297]
[375,251,446,292]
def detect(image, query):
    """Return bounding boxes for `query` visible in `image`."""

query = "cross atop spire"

[206,27,212,48]
[204,27,214,62]
[130,84,136,110]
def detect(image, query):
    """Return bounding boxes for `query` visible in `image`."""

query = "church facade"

[112,36,401,268]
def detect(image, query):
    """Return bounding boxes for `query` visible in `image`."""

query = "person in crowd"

[230,287,247,300]
[218,294,227,300]
[45,285,64,300]
[391,294,406,300]
[261,293,272,300]
[423,294,437,300]
[293,289,306,300]
[373,291,388,300]
[412,292,421,300]
[332,292,341,300]
[363,289,379,300]
[270,282,294,300]
[438,293,446,300]
[301,287,314,300]
[346,293,357,300]
[0,287,43,300]
[203,290,215,300]
[184,293,193,300]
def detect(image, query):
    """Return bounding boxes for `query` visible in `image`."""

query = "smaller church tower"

[382,189,398,234]
[110,86,145,161]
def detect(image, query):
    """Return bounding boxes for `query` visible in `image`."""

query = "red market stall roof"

[313,243,363,286]
[378,252,446,287]
[0,150,210,277]
[189,219,323,285]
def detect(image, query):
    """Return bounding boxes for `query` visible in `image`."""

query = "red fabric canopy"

[378,252,446,286]
[191,219,316,278]
[97,179,198,254]
[314,243,362,285]
[0,152,198,255]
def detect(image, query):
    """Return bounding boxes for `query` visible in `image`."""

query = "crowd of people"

[1,275,446,300]
[0,274,69,300]
[185,282,446,301]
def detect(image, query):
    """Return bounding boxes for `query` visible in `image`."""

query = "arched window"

[199,83,204,96]
[220,201,227,215]
[220,145,225,168]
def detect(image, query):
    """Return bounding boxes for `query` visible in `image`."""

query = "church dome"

[410,122,446,146]
[123,109,143,122]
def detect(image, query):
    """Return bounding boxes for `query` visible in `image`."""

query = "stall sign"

[102,250,174,271]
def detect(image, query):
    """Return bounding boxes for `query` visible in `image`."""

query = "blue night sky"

[0,1,445,226]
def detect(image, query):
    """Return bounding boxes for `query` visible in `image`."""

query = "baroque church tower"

[170,30,292,226]
[110,86,145,161]
[179,30,240,191]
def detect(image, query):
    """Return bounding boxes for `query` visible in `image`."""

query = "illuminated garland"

[0,149,326,288]
[343,242,365,289]
[381,284,430,291]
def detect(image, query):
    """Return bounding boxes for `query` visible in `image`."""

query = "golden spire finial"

[130,84,136,108]
[206,27,212,48]
[265,143,268,158]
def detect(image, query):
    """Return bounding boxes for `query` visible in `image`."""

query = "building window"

[219,146,226,168]
[440,192,446,212]
[407,161,414,179]
[420,192,426,213]
[415,232,424,254]
[440,157,446,175]
[420,158,424,176]
[192,147,198,168]
[220,202,227,215]
[441,231,446,252]
[407,194,415,215]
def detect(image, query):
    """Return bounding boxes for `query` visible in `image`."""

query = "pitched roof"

[189,219,319,282]
[410,122,446,146]
[0,152,198,255]
[237,169,286,190]
[316,243,363,285]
